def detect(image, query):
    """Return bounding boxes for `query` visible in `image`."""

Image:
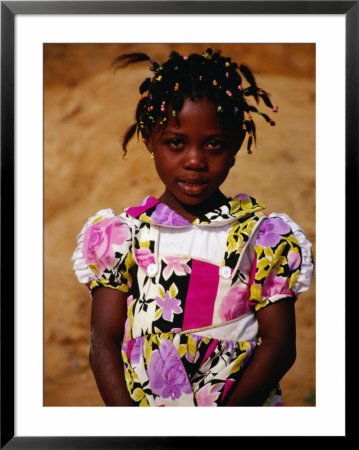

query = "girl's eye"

[206,140,226,151]
[167,139,184,150]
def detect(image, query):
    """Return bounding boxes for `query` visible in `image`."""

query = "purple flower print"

[134,247,155,270]
[218,286,250,321]
[256,217,291,248]
[262,271,290,298]
[163,256,191,280]
[236,193,250,200]
[147,340,192,400]
[83,217,129,272]
[130,337,144,365]
[156,290,183,322]
[151,203,190,226]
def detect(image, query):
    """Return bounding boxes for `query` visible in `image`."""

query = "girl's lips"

[177,179,209,195]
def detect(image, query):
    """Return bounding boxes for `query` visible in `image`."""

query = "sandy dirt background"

[44,43,316,407]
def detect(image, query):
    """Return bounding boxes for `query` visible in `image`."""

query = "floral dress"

[72,194,313,406]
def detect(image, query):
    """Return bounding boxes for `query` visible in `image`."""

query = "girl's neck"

[159,189,228,223]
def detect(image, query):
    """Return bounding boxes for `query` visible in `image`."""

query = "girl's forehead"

[151,98,239,141]
[159,98,221,127]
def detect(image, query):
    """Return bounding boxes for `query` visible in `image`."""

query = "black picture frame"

[1,1,353,447]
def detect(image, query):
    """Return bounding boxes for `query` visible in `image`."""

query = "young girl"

[72,48,313,407]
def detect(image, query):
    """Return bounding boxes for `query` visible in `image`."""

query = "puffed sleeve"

[71,209,135,295]
[249,213,314,312]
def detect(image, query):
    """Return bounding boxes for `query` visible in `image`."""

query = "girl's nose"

[183,146,207,170]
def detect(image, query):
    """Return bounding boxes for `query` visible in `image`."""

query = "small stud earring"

[150,152,155,159]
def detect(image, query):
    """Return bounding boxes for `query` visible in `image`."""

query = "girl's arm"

[224,300,297,406]
[89,287,134,406]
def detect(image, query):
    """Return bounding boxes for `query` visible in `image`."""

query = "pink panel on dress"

[182,259,219,330]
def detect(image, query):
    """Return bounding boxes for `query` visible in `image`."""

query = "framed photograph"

[2,1,353,447]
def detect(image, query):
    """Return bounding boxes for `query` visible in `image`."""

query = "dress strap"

[220,212,266,280]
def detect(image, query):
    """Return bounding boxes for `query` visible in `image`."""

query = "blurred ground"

[44,43,316,407]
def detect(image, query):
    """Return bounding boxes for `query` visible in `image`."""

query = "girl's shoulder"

[72,208,134,286]
[254,212,314,296]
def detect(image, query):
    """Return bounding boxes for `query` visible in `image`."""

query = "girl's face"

[146,98,241,217]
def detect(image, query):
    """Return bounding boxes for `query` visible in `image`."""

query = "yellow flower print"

[178,344,187,358]
[187,334,197,358]
[289,269,300,289]
[88,263,99,276]
[125,251,135,271]
[254,241,287,281]
[229,351,248,375]
[227,223,243,255]
[138,213,153,224]
[132,388,150,406]
[91,215,105,224]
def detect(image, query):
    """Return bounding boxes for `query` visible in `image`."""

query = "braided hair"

[113,48,277,156]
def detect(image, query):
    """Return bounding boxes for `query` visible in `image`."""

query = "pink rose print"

[83,217,129,273]
[134,247,156,270]
[196,383,224,406]
[147,340,192,400]
[287,250,301,270]
[262,271,290,298]
[218,286,250,321]
[123,295,134,343]
[163,256,191,280]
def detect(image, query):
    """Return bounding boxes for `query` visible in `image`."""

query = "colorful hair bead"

[183,56,188,60]
[226,72,229,78]
[213,80,218,86]
[174,82,180,91]
[172,110,177,117]
[217,105,223,112]
[157,75,162,81]
[226,90,232,97]
[160,101,166,112]
[199,75,203,81]
[238,85,243,90]
[273,106,278,112]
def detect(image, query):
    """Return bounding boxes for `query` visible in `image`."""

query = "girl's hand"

[89,287,135,406]
[224,300,296,406]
